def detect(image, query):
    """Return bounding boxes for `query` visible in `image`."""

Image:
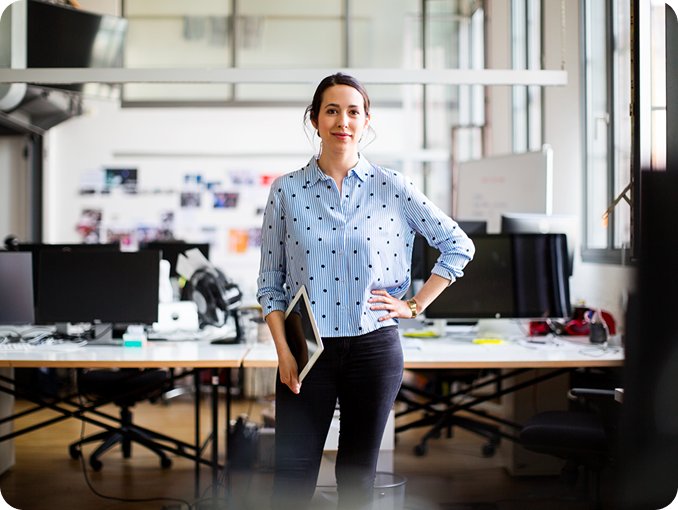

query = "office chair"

[519,387,617,508]
[397,369,503,457]
[68,369,179,471]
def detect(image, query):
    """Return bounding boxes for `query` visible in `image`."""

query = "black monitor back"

[36,251,160,325]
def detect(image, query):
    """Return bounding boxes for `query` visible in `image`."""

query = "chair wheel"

[482,444,496,457]
[69,444,81,460]
[161,457,172,469]
[90,458,103,471]
[414,443,428,456]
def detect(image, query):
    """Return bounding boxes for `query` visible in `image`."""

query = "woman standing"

[257,73,474,509]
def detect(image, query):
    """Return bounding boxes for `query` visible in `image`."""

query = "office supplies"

[472,338,504,345]
[284,285,323,383]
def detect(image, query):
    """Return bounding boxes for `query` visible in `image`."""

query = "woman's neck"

[317,151,359,190]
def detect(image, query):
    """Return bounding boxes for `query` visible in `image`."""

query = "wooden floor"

[0,389,599,510]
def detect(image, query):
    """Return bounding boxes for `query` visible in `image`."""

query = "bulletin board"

[454,144,553,233]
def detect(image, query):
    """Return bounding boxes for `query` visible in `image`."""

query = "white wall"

[0,136,30,243]
[45,97,413,300]
[37,0,635,326]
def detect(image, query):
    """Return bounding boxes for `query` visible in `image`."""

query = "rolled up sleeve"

[256,181,289,316]
[404,180,475,284]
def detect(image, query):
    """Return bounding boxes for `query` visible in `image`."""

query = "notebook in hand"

[284,285,324,383]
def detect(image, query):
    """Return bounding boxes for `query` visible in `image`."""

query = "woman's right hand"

[277,349,301,394]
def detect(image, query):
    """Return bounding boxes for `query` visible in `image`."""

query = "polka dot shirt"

[257,155,475,338]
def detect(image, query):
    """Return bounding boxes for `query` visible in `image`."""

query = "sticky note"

[472,338,504,345]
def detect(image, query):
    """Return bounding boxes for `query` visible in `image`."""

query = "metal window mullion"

[344,0,351,67]
[606,0,616,250]
[524,0,531,150]
[580,0,592,254]
[230,0,237,99]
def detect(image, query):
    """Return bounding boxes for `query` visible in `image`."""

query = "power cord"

[73,376,195,509]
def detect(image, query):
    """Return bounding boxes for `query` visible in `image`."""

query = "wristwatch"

[406,298,418,318]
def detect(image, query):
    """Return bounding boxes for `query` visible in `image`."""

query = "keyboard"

[0,342,36,351]
[0,341,86,352]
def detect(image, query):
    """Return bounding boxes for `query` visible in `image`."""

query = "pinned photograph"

[180,192,201,208]
[213,192,239,209]
[104,168,138,194]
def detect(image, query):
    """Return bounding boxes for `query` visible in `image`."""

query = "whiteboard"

[454,145,553,233]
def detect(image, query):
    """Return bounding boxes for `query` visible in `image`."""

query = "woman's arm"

[370,273,450,320]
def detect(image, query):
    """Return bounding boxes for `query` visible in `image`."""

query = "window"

[511,0,542,152]
[581,0,632,263]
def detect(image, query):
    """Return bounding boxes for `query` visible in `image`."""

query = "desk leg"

[225,367,231,495]
[211,368,219,500]
[194,369,202,498]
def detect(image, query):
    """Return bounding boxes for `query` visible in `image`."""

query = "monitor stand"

[87,323,123,346]
[210,310,243,345]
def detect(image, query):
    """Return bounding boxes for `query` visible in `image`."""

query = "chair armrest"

[568,387,617,400]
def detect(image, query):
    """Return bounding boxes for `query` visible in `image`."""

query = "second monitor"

[423,233,571,322]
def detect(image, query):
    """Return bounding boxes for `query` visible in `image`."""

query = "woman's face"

[313,84,370,154]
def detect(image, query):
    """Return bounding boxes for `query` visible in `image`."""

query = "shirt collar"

[303,154,371,187]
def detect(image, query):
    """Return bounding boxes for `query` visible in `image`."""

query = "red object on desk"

[528,306,617,336]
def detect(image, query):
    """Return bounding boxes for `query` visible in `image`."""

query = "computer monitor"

[423,233,571,321]
[0,252,35,325]
[411,220,487,281]
[500,213,577,275]
[36,251,160,334]
[139,241,210,277]
[15,243,121,313]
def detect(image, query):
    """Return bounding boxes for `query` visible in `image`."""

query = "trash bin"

[315,471,407,510]
[373,471,407,510]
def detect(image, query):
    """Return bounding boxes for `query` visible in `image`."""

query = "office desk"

[243,334,624,467]
[242,334,624,369]
[0,341,249,496]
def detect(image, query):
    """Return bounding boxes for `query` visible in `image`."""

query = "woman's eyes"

[324,108,361,116]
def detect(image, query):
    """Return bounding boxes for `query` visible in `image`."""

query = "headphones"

[183,268,242,327]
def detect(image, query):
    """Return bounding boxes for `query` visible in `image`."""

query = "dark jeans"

[272,326,404,510]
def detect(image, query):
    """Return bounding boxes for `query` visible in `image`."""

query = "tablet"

[284,285,324,383]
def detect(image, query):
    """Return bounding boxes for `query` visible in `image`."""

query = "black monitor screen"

[424,233,571,320]
[16,243,120,312]
[140,241,210,277]
[36,251,160,325]
[0,252,35,325]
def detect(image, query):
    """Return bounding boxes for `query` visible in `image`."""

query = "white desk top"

[0,341,250,369]
[0,334,623,370]
[243,335,624,369]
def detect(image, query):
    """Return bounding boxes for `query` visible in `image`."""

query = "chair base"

[68,407,176,471]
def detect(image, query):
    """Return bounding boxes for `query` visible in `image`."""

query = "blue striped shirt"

[257,155,475,337]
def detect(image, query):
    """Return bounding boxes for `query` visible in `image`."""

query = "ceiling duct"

[0,0,127,134]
